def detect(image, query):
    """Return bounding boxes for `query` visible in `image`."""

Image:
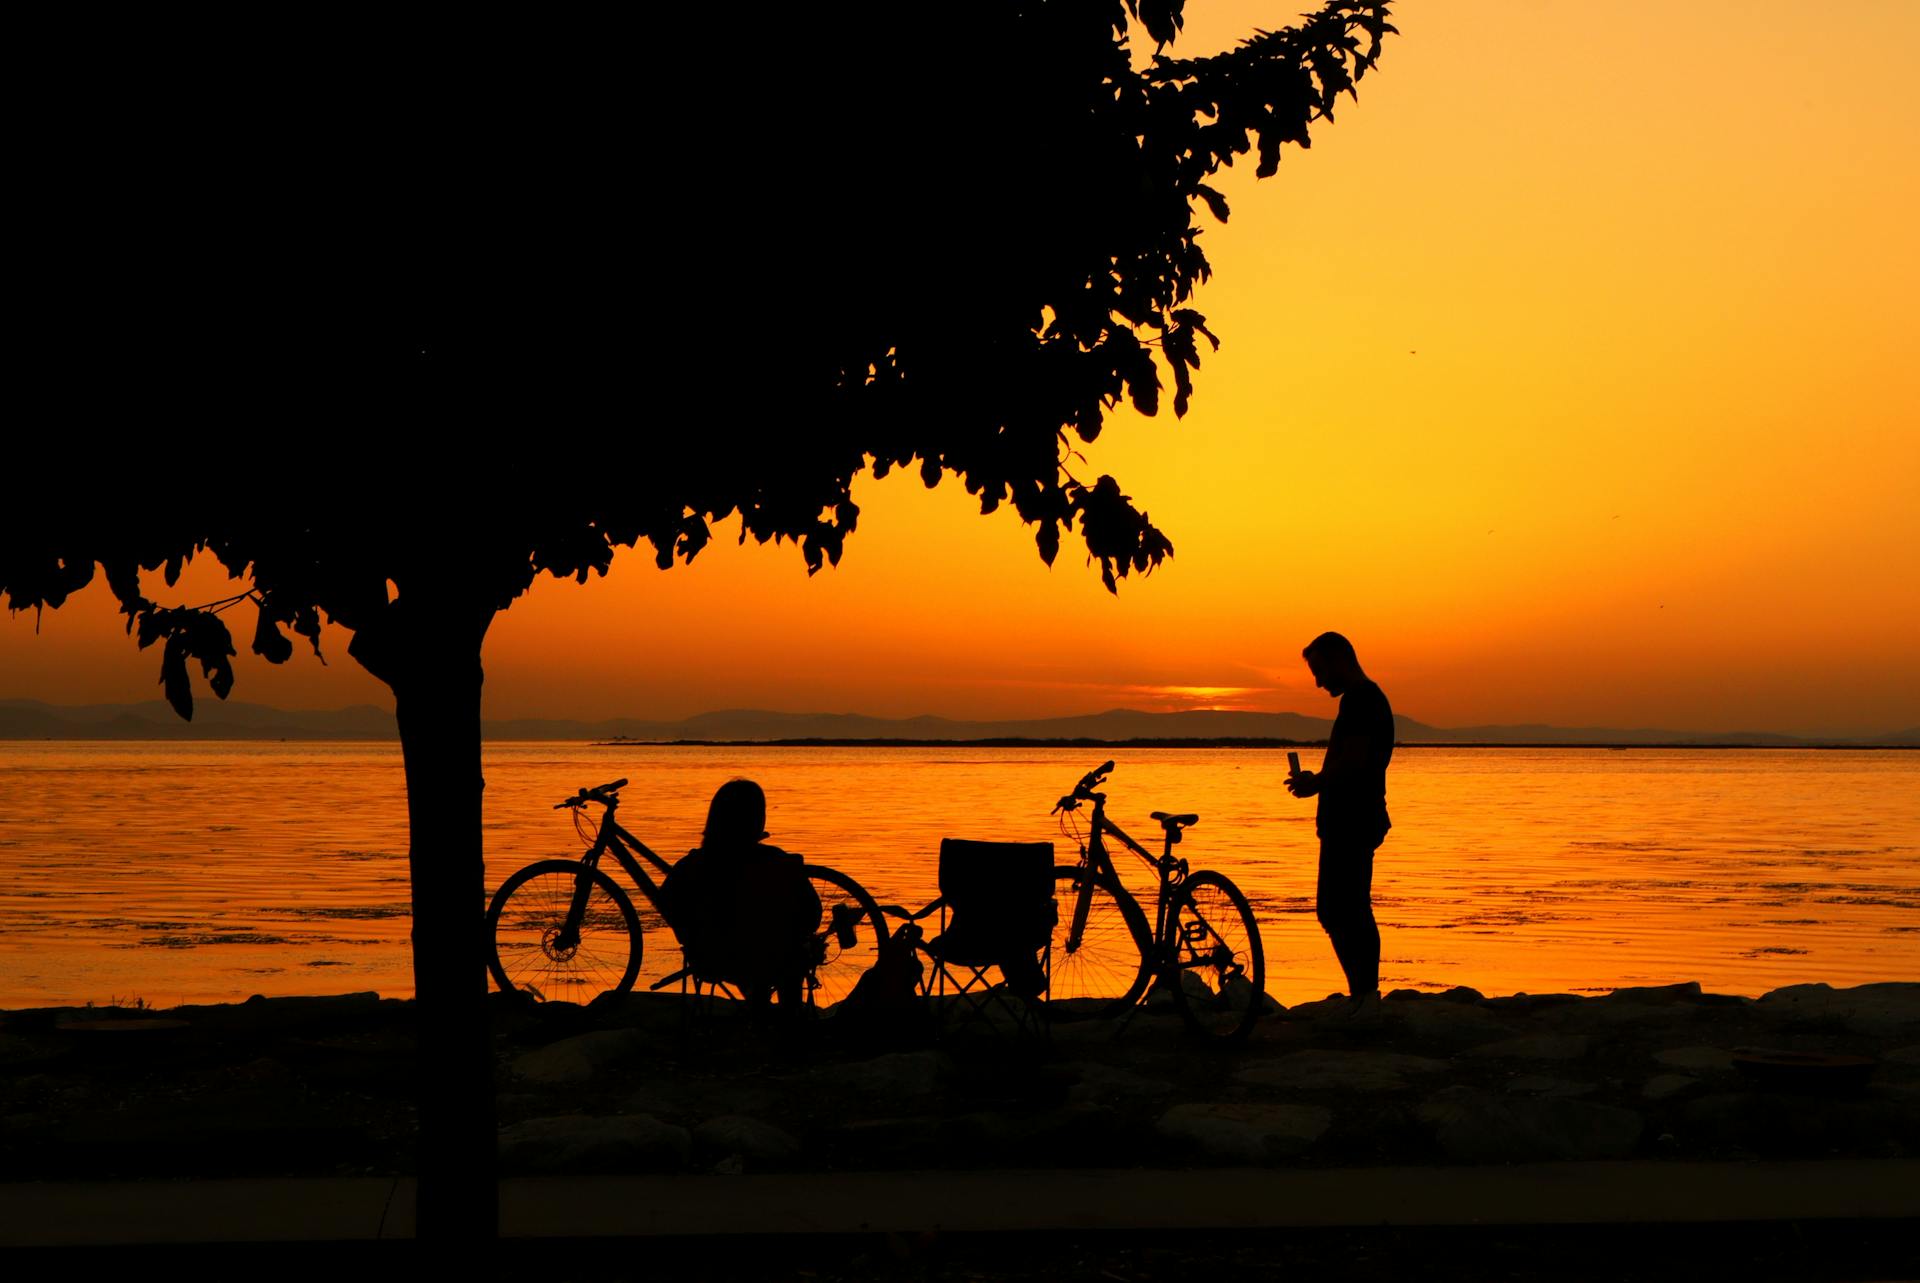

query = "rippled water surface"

[0,742,1914,1007]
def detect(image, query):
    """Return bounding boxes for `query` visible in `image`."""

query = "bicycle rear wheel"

[1169,870,1265,1042]
[487,859,642,1004]
[1049,865,1152,1017]
[801,865,889,1010]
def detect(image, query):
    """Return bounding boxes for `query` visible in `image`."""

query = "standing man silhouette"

[1286,632,1393,1021]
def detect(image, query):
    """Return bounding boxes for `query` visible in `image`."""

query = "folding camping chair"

[650,936,762,1037]
[651,863,824,1037]
[887,839,1056,1040]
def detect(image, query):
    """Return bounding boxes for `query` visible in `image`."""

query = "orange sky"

[5,2,1918,736]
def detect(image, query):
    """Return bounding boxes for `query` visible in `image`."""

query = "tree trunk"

[391,597,498,1241]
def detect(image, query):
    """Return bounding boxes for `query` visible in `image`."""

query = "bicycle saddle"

[1150,811,1199,830]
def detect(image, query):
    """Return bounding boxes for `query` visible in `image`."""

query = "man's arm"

[1287,733,1373,798]
[1319,732,1374,783]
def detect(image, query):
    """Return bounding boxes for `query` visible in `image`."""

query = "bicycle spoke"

[1048,868,1149,1011]
[487,862,641,1004]
[1170,872,1264,1040]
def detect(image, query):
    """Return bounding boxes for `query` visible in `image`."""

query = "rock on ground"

[693,1115,801,1168]
[511,1029,646,1084]
[1642,1073,1702,1102]
[1653,1045,1736,1073]
[1385,1000,1511,1045]
[1608,982,1705,1005]
[1538,1001,1703,1033]
[1155,1102,1333,1163]
[1462,1034,1592,1061]
[1756,983,1920,1035]
[1234,1050,1450,1094]
[818,1050,954,1100]
[498,1113,691,1173]
[1066,1062,1176,1107]
[1049,1012,1186,1045]
[1477,994,1583,1014]
[1504,1075,1596,1099]
[1418,1086,1642,1162]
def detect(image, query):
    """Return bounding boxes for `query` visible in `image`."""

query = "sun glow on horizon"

[1116,686,1279,713]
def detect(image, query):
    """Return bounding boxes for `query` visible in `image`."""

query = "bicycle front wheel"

[487,859,642,1004]
[1169,870,1265,1042]
[801,864,889,1010]
[1049,866,1152,1017]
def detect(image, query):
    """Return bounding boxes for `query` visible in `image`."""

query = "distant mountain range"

[1,698,1913,747]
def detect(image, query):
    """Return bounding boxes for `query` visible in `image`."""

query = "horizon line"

[0,694,1913,745]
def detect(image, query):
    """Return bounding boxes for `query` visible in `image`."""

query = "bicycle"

[485,778,889,1009]
[1049,761,1266,1041]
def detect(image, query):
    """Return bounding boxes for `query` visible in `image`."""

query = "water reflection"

[0,743,1915,1007]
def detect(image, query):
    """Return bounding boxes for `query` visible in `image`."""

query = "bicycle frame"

[1054,764,1263,1039]
[552,797,674,952]
[1066,788,1188,962]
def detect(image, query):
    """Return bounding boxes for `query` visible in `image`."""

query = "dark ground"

[7,1222,1918,1283]
[4,982,1918,1181]
[5,983,1919,1278]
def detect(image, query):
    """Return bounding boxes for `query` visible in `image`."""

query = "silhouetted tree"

[4,1,1392,1241]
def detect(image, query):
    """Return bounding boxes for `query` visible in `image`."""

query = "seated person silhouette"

[662,779,823,1010]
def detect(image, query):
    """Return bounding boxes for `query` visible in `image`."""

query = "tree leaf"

[1037,519,1061,567]
[206,655,235,700]
[1137,0,1186,48]
[292,606,325,661]
[252,608,295,665]
[160,635,193,721]
[136,608,168,651]
[1257,133,1281,178]
[1195,183,1230,223]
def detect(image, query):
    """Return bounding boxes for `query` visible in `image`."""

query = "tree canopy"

[9,2,1391,714]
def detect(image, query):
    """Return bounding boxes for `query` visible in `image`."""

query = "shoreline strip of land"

[592,737,1918,750]
[4,1160,1919,1248]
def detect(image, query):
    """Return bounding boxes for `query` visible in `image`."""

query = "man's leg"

[1316,838,1380,999]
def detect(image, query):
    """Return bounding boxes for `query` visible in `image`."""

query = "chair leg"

[930,961,1050,1043]
[676,966,737,1047]
[677,966,697,1049]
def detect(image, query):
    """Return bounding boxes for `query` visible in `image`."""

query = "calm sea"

[0,742,1913,1009]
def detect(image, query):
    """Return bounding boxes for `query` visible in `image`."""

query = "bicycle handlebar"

[1052,762,1176,872]
[554,778,628,809]
[1053,760,1116,813]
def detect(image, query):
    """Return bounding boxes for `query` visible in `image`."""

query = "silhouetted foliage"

[4,0,1393,1241]
[13,1,1394,682]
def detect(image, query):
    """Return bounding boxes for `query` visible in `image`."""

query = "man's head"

[1302,631,1365,698]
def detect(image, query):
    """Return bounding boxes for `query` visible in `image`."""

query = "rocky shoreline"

[3,982,1916,1181]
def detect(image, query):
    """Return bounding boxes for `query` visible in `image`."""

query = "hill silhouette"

[1,699,1911,747]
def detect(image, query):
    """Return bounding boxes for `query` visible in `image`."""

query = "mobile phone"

[1287,751,1301,775]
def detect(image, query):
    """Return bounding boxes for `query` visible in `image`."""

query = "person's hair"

[701,778,768,846]
[1302,631,1359,666]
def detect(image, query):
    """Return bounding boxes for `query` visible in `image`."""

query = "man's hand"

[1286,769,1319,798]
